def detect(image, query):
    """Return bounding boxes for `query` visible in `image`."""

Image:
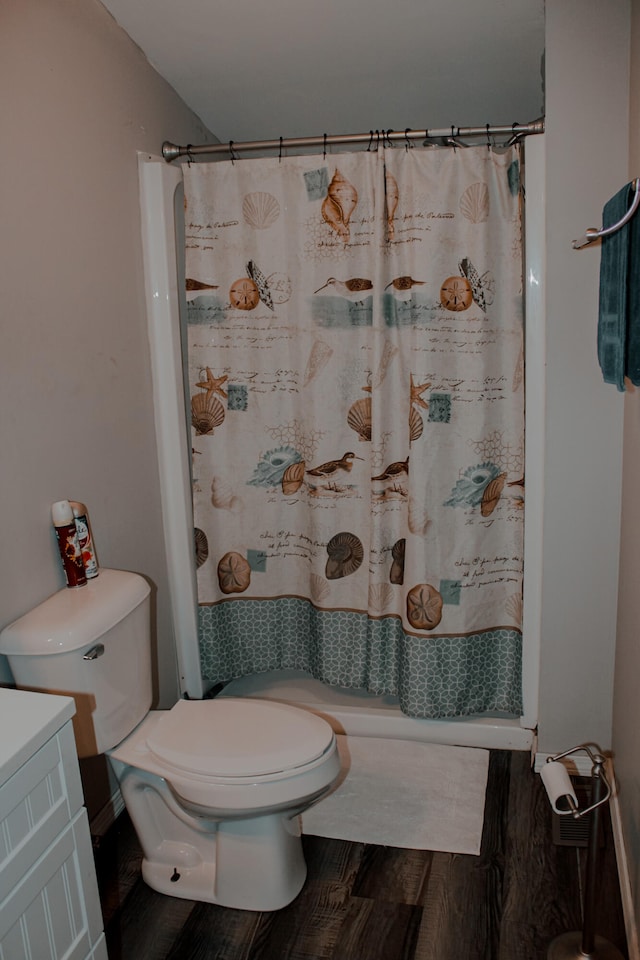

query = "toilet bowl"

[0,569,341,911]
[108,697,340,909]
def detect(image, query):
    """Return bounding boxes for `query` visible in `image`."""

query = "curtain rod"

[162,118,544,162]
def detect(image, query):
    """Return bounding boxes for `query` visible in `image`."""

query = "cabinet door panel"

[0,815,92,960]
[0,735,70,901]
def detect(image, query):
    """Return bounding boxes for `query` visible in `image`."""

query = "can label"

[55,524,87,587]
[74,514,98,578]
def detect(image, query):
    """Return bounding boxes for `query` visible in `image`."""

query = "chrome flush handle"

[83,643,105,661]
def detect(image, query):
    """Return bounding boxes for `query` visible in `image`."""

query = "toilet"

[0,568,341,911]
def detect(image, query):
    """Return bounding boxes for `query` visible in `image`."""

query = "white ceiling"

[100,0,545,147]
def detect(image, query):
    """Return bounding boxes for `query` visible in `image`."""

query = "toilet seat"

[146,697,335,780]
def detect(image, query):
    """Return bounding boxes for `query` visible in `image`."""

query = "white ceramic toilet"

[0,568,341,911]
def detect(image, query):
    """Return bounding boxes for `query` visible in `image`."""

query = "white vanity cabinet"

[0,688,106,960]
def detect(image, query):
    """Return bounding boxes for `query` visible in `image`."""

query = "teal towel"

[598,182,640,390]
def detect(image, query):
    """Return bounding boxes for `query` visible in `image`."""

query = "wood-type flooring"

[94,750,628,960]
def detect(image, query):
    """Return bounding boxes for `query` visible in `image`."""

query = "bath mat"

[302,735,489,855]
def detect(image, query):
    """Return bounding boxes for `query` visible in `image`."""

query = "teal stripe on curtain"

[198,599,522,719]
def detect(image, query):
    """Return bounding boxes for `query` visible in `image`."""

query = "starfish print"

[196,367,228,399]
[410,374,430,410]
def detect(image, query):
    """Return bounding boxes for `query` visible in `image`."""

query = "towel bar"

[572,179,640,249]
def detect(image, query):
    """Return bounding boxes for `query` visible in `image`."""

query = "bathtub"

[219,669,534,751]
[137,139,545,754]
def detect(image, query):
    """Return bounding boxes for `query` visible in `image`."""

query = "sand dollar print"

[440,275,473,312]
[217,551,251,594]
[229,277,260,310]
[406,583,443,631]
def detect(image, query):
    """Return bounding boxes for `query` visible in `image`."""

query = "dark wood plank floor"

[94,750,628,960]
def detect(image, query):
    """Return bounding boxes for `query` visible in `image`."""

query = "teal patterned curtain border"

[198,598,522,720]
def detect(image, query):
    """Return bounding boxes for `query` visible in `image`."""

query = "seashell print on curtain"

[184,145,524,719]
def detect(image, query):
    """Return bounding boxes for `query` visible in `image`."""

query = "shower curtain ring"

[367,130,374,152]
[323,133,327,159]
[404,128,413,151]
[486,123,491,151]
[229,141,238,163]
[507,122,520,147]
[186,145,194,165]
[279,136,283,162]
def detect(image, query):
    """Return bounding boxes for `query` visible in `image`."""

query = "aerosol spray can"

[69,501,99,579]
[51,500,87,587]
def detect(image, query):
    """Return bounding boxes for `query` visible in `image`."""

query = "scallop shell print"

[191,393,225,436]
[347,397,372,441]
[325,531,364,580]
[310,573,330,605]
[505,591,524,627]
[242,192,280,229]
[322,169,358,242]
[409,407,424,442]
[369,582,395,614]
[460,182,490,223]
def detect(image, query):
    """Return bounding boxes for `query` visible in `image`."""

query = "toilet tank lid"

[0,569,150,656]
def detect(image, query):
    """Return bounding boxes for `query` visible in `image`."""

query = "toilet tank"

[0,569,152,757]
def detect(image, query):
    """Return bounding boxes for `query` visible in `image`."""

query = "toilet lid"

[146,697,335,778]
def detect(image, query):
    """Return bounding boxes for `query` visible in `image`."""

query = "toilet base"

[116,762,310,910]
[140,813,307,911]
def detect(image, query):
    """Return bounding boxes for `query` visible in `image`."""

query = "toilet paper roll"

[540,760,578,814]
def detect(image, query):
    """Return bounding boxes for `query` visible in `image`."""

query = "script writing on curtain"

[184,145,524,719]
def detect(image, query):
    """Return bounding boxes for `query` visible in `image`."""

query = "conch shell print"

[303,339,333,386]
[211,475,242,512]
[385,171,399,240]
[322,169,357,242]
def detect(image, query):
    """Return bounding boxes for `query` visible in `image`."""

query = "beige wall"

[538,1,628,755]
[0,0,211,706]
[613,0,640,932]
[3,2,640,888]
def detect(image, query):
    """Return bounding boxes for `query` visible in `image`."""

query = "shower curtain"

[183,144,524,719]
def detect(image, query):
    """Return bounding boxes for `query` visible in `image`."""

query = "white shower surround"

[138,136,545,752]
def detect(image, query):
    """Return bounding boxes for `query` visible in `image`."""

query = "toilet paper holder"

[541,742,611,819]
[541,743,624,960]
